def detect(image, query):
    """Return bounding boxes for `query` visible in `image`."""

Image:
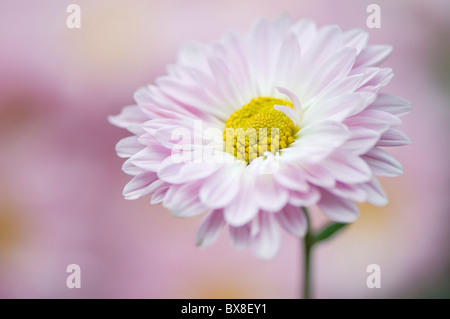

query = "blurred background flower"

[0,0,449,298]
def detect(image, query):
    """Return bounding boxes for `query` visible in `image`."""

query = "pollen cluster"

[223,97,297,164]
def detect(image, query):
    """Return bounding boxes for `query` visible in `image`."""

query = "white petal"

[368,94,412,117]
[363,148,403,177]
[318,190,360,222]
[164,182,208,217]
[273,162,309,192]
[377,129,411,147]
[116,136,144,158]
[273,104,300,127]
[323,151,372,184]
[108,105,148,135]
[199,162,244,208]
[355,45,392,67]
[327,182,367,203]
[282,121,350,163]
[276,86,302,112]
[150,184,170,204]
[229,224,251,250]
[274,34,301,88]
[130,145,169,171]
[302,163,335,187]
[341,127,380,155]
[288,187,321,207]
[360,178,388,206]
[123,172,159,200]
[342,28,368,54]
[223,174,259,227]
[306,47,357,96]
[275,205,307,237]
[196,210,225,248]
[250,213,281,259]
[157,156,217,184]
[303,92,375,124]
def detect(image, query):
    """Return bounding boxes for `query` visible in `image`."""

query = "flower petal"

[377,129,411,147]
[123,172,159,200]
[354,45,392,67]
[250,213,281,259]
[229,224,251,250]
[276,205,307,237]
[199,162,245,208]
[362,148,403,177]
[196,210,225,248]
[368,93,412,117]
[318,190,360,222]
[223,174,259,227]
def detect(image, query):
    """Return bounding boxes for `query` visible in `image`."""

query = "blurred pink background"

[0,0,449,298]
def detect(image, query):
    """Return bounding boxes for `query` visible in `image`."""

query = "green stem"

[301,207,349,299]
[302,207,313,299]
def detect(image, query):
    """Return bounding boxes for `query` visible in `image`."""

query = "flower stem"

[301,206,349,299]
[302,207,313,299]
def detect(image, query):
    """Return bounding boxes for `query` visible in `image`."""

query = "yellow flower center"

[223,97,297,164]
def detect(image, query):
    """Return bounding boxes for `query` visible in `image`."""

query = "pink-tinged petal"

[115,136,144,158]
[208,57,240,106]
[291,19,317,49]
[224,174,259,227]
[282,121,350,163]
[253,174,289,213]
[318,190,360,222]
[368,93,412,117]
[158,156,217,184]
[247,155,290,212]
[250,213,281,259]
[123,172,159,200]
[302,164,335,188]
[327,182,367,203]
[301,25,343,75]
[276,205,307,237]
[344,115,389,134]
[229,224,251,250]
[108,105,148,135]
[357,67,393,88]
[313,74,364,107]
[274,34,302,88]
[130,145,170,171]
[276,86,302,112]
[360,178,388,206]
[150,184,170,204]
[199,162,245,208]
[157,77,229,121]
[221,31,254,101]
[306,48,357,96]
[288,187,320,207]
[377,129,411,147]
[196,210,225,248]
[248,18,276,96]
[303,92,375,124]
[274,162,309,192]
[164,182,208,217]
[176,41,211,72]
[342,28,368,54]
[354,45,392,67]
[122,158,144,175]
[273,104,300,126]
[341,127,380,155]
[363,148,403,177]
[323,151,372,184]
[356,109,403,126]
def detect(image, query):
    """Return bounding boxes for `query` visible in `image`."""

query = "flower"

[109,15,411,259]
